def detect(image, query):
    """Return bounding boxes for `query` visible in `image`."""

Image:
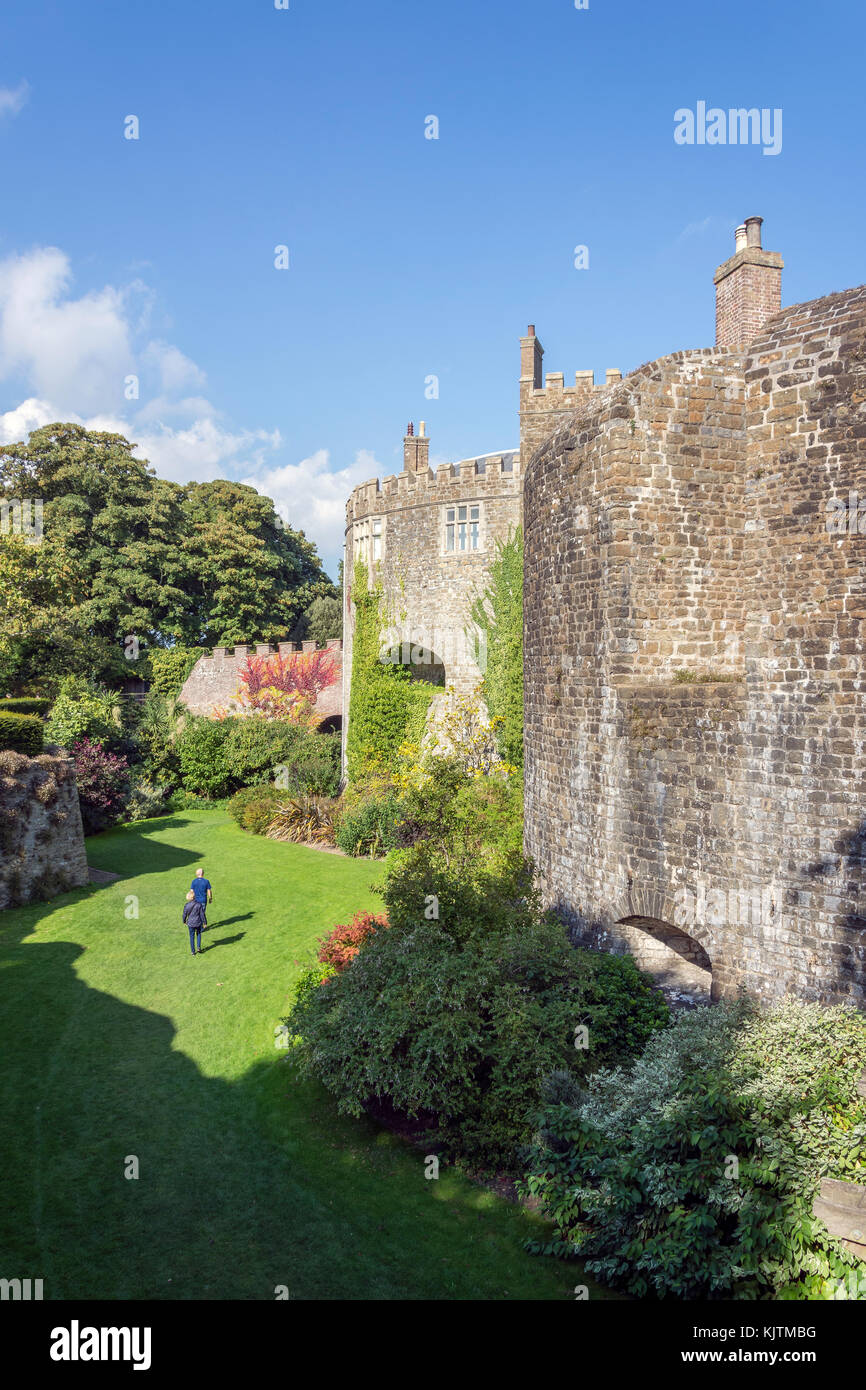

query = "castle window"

[354,517,383,564]
[445,504,481,554]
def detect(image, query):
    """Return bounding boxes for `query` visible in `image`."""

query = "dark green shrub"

[333,789,406,857]
[222,718,341,797]
[0,712,44,754]
[271,729,341,797]
[227,783,283,835]
[0,697,51,716]
[176,717,232,797]
[285,868,668,1171]
[521,998,866,1300]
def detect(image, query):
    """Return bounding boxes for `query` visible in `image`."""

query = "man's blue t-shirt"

[190,877,211,904]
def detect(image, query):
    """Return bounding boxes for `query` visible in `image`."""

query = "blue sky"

[0,0,863,578]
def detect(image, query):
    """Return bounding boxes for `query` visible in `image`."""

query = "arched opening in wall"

[316,714,342,735]
[615,916,712,1007]
[384,648,447,686]
[406,654,446,686]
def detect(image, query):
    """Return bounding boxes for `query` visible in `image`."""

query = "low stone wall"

[179,639,343,721]
[0,750,89,910]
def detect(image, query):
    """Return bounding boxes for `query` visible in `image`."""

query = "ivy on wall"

[346,560,437,782]
[469,527,524,767]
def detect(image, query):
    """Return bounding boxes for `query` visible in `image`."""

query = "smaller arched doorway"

[615,916,712,1007]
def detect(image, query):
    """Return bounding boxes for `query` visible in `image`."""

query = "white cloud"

[676,217,713,243]
[0,396,59,444]
[0,247,134,414]
[136,419,283,484]
[0,81,29,119]
[0,243,362,566]
[142,339,206,393]
[240,448,382,557]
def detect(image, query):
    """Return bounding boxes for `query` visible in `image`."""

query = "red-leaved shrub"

[71,737,130,835]
[317,910,389,973]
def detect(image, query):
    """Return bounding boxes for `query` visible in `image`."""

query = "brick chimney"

[520,325,544,389]
[713,216,783,347]
[403,420,430,473]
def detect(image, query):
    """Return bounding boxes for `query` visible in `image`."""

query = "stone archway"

[615,915,712,1007]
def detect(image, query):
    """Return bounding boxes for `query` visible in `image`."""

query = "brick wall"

[523,284,866,1006]
[179,639,343,721]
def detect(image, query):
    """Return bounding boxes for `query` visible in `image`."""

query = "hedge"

[0,712,45,755]
[0,698,51,716]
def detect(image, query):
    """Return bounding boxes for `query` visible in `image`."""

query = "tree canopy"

[0,423,336,692]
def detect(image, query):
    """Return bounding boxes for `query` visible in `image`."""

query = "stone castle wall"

[180,639,343,722]
[0,750,89,910]
[523,284,866,1006]
[342,452,523,769]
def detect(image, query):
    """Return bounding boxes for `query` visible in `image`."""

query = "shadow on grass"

[0,906,576,1302]
[84,817,212,881]
[202,932,246,951]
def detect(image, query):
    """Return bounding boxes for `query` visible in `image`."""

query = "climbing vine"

[346,560,437,782]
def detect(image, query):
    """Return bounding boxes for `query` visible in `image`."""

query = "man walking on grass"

[188,868,213,952]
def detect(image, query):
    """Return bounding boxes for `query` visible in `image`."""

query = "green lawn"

[0,809,602,1300]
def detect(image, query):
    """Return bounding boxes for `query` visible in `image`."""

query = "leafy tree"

[0,424,189,681]
[45,676,123,751]
[305,594,342,644]
[0,424,337,690]
[178,480,336,647]
[469,528,523,766]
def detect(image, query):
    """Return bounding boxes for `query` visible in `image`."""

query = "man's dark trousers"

[188,925,202,955]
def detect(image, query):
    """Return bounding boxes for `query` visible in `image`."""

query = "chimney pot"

[406,421,414,437]
[527,324,535,337]
[745,216,763,249]
[419,421,426,436]
[714,217,782,347]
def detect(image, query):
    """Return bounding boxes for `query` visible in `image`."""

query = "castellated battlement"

[180,639,343,719]
[203,638,342,664]
[518,325,623,466]
[342,426,524,743]
[347,450,521,525]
